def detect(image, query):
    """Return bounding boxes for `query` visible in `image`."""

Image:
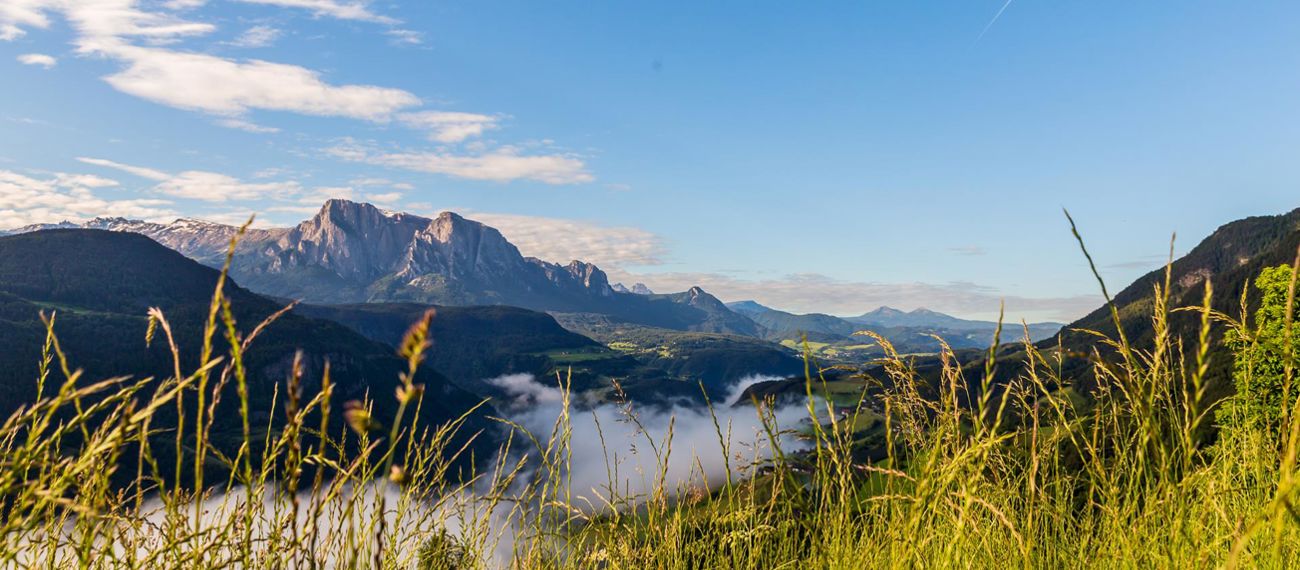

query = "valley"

[7,199,1066,409]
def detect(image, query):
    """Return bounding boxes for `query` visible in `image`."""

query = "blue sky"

[3,1,1300,322]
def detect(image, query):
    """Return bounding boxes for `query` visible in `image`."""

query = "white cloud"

[216,117,280,133]
[163,0,207,9]
[3,1,591,185]
[155,170,301,202]
[399,111,499,143]
[363,191,401,204]
[0,169,174,228]
[227,24,280,48]
[57,0,215,48]
[77,157,170,181]
[235,0,395,24]
[52,173,119,188]
[0,0,53,41]
[2,2,418,122]
[465,212,667,268]
[100,45,420,120]
[385,28,422,45]
[294,185,353,203]
[196,210,277,228]
[347,177,391,186]
[16,52,55,68]
[78,156,304,202]
[329,142,593,185]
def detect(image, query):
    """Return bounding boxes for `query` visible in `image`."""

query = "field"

[5,249,1300,569]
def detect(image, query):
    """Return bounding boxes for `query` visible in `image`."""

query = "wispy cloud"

[327,141,593,185]
[385,28,422,45]
[234,0,397,24]
[0,169,174,228]
[155,171,301,201]
[227,25,280,48]
[215,117,280,133]
[1,1,417,121]
[16,53,56,68]
[79,156,303,202]
[463,212,667,268]
[77,157,170,181]
[101,46,421,120]
[948,245,987,256]
[1105,253,1173,272]
[2,1,592,184]
[398,111,500,143]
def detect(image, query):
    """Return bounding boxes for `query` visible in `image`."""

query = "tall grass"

[3,223,1300,569]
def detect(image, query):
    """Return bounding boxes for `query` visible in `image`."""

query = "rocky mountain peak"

[614,282,654,295]
[683,286,729,310]
[562,260,612,295]
[87,216,134,226]
[425,210,506,245]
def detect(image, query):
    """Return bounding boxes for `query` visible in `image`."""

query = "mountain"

[0,229,495,482]
[727,300,860,343]
[9,200,760,337]
[727,300,1062,356]
[852,306,1064,338]
[613,282,654,295]
[7,216,285,267]
[1049,207,1300,397]
[852,306,971,329]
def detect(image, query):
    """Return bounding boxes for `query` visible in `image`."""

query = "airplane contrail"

[976,0,1016,42]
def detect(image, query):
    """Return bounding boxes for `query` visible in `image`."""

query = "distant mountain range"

[727,300,1063,353]
[5,198,1058,360]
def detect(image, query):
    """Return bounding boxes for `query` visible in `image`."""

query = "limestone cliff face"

[223,200,617,307]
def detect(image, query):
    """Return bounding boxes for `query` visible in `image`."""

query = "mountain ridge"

[727,299,1063,352]
[0,229,496,482]
[7,200,759,337]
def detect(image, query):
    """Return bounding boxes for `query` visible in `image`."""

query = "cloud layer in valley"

[486,373,808,509]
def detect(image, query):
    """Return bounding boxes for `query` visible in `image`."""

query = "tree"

[1217,264,1300,442]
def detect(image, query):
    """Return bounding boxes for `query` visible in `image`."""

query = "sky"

[2,1,1300,323]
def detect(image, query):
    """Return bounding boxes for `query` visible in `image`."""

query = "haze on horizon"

[3,1,1299,323]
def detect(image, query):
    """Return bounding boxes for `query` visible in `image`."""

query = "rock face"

[613,282,654,295]
[219,200,620,309]
[6,199,758,335]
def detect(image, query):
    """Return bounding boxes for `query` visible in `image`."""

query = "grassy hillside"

[0,230,495,484]
[1052,208,1300,396]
